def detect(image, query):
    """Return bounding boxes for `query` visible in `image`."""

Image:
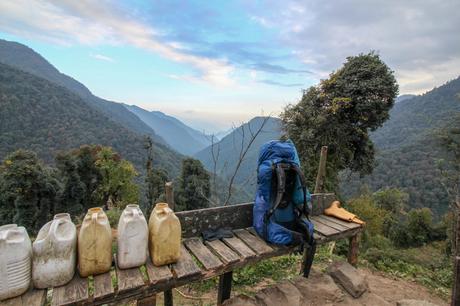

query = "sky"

[0,0,459,132]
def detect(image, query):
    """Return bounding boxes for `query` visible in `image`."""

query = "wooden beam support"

[164,289,173,306]
[347,234,359,267]
[165,181,175,210]
[217,271,233,305]
[314,146,328,193]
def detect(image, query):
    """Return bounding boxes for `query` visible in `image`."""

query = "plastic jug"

[148,203,181,266]
[117,204,148,269]
[78,207,112,277]
[32,213,77,288]
[0,224,32,301]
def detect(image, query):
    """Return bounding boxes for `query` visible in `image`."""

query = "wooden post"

[347,234,359,267]
[217,271,233,305]
[451,198,460,306]
[314,146,328,193]
[164,181,174,306]
[165,181,175,210]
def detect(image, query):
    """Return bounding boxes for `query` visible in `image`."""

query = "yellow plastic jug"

[117,204,148,269]
[32,213,77,288]
[0,224,32,301]
[78,207,112,277]
[148,203,181,266]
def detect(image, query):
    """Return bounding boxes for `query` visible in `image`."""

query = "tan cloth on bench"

[324,201,365,225]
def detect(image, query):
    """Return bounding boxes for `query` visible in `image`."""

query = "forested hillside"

[341,77,460,217]
[126,105,211,156]
[0,63,181,176]
[0,39,169,147]
[195,117,282,196]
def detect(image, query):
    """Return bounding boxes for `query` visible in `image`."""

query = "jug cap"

[54,213,71,221]
[126,204,139,208]
[0,224,18,232]
[154,203,169,209]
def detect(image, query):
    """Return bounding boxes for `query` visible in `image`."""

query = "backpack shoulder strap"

[291,164,310,218]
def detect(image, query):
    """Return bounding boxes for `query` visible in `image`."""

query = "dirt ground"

[152,267,448,306]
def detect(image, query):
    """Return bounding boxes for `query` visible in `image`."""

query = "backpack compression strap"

[266,163,309,221]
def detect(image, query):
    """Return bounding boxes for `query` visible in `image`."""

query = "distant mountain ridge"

[0,62,181,176]
[195,117,283,197]
[125,105,212,155]
[342,76,460,216]
[0,39,171,148]
[0,39,182,176]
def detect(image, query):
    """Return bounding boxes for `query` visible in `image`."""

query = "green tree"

[56,154,86,217]
[94,147,139,208]
[373,188,409,214]
[406,207,433,246]
[144,136,168,215]
[176,158,210,211]
[0,150,58,233]
[282,52,398,190]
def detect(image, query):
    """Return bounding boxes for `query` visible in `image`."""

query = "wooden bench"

[2,193,363,306]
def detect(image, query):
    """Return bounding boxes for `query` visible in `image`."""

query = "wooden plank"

[145,259,173,285]
[21,289,47,306]
[116,262,145,293]
[175,194,331,238]
[184,238,223,271]
[314,215,350,232]
[176,202,253,238]
[171,244,202,279]
[52,273,88,306]
[223,236,256,259]
[2,296,22,306]
[233,229,273,255]
[205,239,240,264]
[93,271,114,299]
[311,219,341,237]
[316,214,361,230]
[137,295,156,306]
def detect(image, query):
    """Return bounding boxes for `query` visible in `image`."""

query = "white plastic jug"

[0,224,32,301]
[32,213,77,288]
[117,204,148,269]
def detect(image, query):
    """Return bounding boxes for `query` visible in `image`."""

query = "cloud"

[0,0,234,86]
[258,80,304,87]
[251,62,311,74]
[90,53,114,62]
[248,0,460,93]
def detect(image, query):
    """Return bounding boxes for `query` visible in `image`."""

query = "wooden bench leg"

[217,271,233,305]
[347,234,359,267]
[137,294,156,306]
[164,289,173,306]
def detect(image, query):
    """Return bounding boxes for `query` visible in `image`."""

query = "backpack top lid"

[258,139,301,167]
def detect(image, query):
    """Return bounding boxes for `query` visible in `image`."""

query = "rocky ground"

[222,262,448,306]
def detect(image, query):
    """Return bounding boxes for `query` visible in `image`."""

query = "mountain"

[395,94,416,103]
[125,105,211,156]
[341,77,460,217]
[195,117,283,197]
[0,63,181,176]
[0,39,169,148]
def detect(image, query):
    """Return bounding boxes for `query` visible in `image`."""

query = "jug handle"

[49,218,62,241]
[92,212,99,224]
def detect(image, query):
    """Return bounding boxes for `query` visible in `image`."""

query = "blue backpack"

[253,140,315,247]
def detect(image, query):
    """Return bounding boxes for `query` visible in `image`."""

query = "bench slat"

[93,271,114,299]
[222,236,256,259]
[171,244,202,279]
[205,239,240,264]
[184,238,223,271]
[316,215,361,230]
[311,218,340,237]
[52,273,88,306]
[115,259,145,293]
[145,259,173,285]
[233,229,273,255]
[314,215,350,232]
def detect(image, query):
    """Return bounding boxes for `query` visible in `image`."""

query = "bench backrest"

[175,193,335,238]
